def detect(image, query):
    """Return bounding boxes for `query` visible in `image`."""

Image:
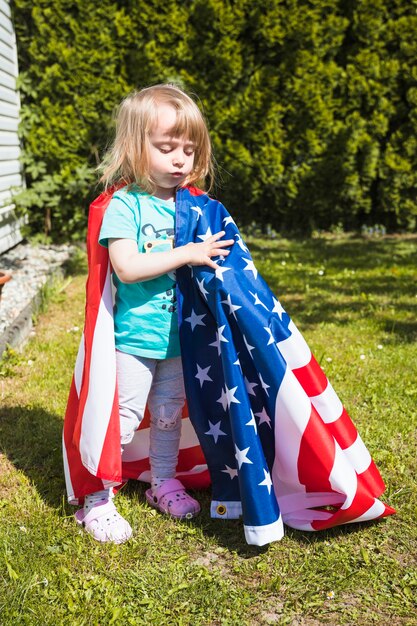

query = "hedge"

[11,0,417,238]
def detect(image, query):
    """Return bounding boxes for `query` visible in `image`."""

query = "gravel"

[0,241,73,352]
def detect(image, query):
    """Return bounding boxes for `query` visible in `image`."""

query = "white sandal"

[75,500,132,544]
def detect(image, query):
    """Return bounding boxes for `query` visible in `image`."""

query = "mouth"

[171,172,184,177]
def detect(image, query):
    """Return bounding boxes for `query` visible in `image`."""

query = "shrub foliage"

[12,0,417,238]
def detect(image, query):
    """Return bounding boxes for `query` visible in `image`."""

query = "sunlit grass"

[0,235,415,625]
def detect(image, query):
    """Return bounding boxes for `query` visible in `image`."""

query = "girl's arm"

[108,231,234,283]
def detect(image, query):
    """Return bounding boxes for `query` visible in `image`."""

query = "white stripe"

[79,266,116,473]
[62,431,76,504]
[329,441,358,510]
[73,335,85,396]
[346,498,385,523]
[310,382,343,423]
[272,370,311,499]
[244,516,284,546]
[343,434,372,475]
[210,501,242,519]
[278,491,344,515]
[276,321,311,369]
[122,417,201,463]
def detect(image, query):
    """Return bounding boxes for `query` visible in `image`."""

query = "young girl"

[66,84,393,547]
[76,84,234,543]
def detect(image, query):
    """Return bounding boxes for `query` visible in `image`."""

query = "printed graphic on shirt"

[141,222,177,287]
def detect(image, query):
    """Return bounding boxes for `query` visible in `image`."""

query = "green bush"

[12,0,417,238]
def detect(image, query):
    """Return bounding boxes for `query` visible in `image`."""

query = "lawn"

[0,234,416,625]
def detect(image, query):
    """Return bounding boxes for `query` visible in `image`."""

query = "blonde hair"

[99,84,213,193]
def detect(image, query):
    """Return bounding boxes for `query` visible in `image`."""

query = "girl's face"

[148,103,195,201]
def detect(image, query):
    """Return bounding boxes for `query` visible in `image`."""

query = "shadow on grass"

[0,404,391,555]
[0,405,65,508]
[124,480,383,557]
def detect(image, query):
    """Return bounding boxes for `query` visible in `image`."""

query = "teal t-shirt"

[98,187,180,359]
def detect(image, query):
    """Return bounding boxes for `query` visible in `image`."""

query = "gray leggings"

[116,350,186,480]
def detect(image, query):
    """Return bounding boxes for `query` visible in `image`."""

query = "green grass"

[0,234,416,625]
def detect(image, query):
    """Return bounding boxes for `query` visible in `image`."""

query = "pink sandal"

[75,500,132,544]
[145,478,201,520]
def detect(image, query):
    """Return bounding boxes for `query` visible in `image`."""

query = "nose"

[172,149,184,167]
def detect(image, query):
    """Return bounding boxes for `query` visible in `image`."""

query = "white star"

[235,234,249,252]
[249,291,269,310]
[196,277,209,300]
[245,409,258,433]
[221,465,238,480]
[242,257,258,279]
[235,445,253,469]
[221,294,241,318]
[215,264,231,282]
[209,325,228,355]
[244,377,257,396]
[272,297,286,320]
[191,205,203,220]
[197,227,213,242]
[258,468,273,494]
[258,372,270,396]
[205,420,227,444]
[195,364,212,387]
[223,216,236,227]
[263,326,275,345]
[234,357,242,371]
[185,309,206,331]
[217,385,240,411]
[243,335,255,356]
[255,407,271,427]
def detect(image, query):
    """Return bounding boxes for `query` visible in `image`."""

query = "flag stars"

[185,309,206,331]
[258,468,273,494]
[235,445,253,469]
[209,325,228,355]
[223,215,236,228]
[205,420,227,444]
[191,205,203,220]
[221,294,241,318]
[221,465,238,480]
[245,409,258,433]
[249,291,269,310]
[244,377,258,396]
[217,385,241,411]
[255,407,272,428]
[258,373,270,396]
[235,234,249,253]
[215,264,231,282]
[243,335,255,356]
[272,297,286,320]
[263,326,275,346]
[197,227,213,241]
[242,257,258,279]
[196,277,209,300]
[195,364,212,387]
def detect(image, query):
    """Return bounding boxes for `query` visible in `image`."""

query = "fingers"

[208,231,234,245]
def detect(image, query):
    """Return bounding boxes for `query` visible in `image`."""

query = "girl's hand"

[185,231,234,270]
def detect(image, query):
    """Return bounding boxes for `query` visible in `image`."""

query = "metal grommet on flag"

[216,504,227,516]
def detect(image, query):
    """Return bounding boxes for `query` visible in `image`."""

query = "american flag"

[63,186,394,546]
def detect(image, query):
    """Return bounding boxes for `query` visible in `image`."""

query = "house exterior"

[0,0,24,255]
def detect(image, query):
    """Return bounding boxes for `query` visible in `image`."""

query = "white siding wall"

[0,0,24,254]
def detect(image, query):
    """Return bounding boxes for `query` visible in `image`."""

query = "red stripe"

[326,408,358,450]
[186,185,205,196]
[357,459,386,498]
[298,405,335,493]
[293,355,328,397]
